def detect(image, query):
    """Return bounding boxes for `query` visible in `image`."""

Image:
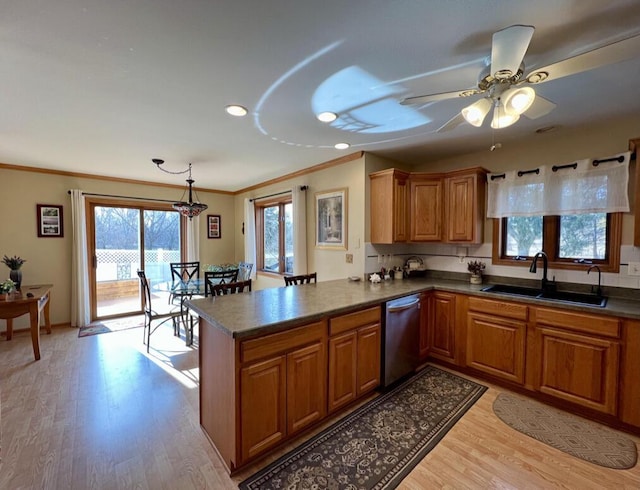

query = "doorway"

[87,199,184,321]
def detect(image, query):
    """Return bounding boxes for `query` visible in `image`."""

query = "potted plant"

[2,255,26,290]
[0,278,16,299]
[467,260,486,284]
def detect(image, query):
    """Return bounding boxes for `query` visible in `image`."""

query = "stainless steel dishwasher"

[382,294,421,387]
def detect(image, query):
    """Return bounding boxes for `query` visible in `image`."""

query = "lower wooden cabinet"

[286,342,327,434]
[466,297,528,385]
[427,291,457,363]
[328,307,381,414]
[533,307,620,415]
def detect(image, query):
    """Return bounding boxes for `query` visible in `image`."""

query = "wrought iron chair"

[209,279,252,296]
[237,262,254,281]
[169,261,202,342]
[204,269,240,297]
[137,270,181,353]
[284,272,317,286]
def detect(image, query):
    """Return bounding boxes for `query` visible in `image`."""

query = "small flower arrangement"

[2,255,26,270]
[0,278,16,294]
[467,260,486,276]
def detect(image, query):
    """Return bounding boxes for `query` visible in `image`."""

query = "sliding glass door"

[88,199,183,320]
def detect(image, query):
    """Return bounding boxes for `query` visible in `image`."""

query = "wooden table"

[1,284,53,360]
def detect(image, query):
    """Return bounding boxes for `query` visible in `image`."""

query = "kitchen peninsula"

[186,277,640,474]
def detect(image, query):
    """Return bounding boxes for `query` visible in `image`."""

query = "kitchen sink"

[482,284,607,307]
[481,284,542,297]
[537,290,608,307]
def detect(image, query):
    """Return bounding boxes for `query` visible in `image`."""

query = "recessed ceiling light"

[225,105,248,117]
[334,143,350,150]
[317,111,338,123]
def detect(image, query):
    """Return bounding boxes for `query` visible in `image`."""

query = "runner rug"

[78,316,145,337]
[493,392,637,469]
[239,365,487,489]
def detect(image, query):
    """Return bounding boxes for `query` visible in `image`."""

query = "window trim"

[492,212,622,273]
[254,195,292,276]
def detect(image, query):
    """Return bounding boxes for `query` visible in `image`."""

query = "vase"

[470,273,482,285]
[10,269,22,290]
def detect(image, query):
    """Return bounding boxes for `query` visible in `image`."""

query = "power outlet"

[345,253,353,264]
[629,262,640,276]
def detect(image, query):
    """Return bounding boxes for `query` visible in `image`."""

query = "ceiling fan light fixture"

[491,110,520,129]
[317,111,338,123]
[502,86,536,115]
[461,98,492,127]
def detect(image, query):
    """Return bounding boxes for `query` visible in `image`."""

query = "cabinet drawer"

[468,296,528,321]
[329,306,381,336]
[241,321,326,363]
[536,307,620,338]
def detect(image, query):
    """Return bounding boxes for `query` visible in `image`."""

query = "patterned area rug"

[78,316,145,337]
[239,366,487,489]
[493,393,637,469]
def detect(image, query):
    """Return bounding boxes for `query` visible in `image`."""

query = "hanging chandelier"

[152,159,208,219]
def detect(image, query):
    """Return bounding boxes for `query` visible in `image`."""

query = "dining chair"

[137,270,182,353]
[204,269,240,296]
[284,272,317,286]
[237,262,254,281]
[169,261,200,296]
[210,279,252,296]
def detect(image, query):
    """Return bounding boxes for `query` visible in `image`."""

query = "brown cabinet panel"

[286,342,326,435]
[370,169,409,244]
[419,292,431,359]
[536,326,619,415]
[428,291,457,363]
[410,177,442,241]
[357,323,381,395]
[240,355,287,461]
[330,306,381,336]
[328,331,358,413]
[466,312,526,384]
[444,169,486,244]
[536,307,620,338]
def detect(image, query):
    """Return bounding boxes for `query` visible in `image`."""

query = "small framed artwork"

[37,204,64,238]
[207,214,221,239]
[315,188,347,250]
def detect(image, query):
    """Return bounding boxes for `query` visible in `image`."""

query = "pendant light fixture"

[152,159,208,220]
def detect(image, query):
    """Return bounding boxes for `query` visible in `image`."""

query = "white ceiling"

[2,1,640,192]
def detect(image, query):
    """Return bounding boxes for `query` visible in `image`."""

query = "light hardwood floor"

[1,324,640,489]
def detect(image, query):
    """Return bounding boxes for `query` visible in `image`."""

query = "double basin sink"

[481,284,607,307]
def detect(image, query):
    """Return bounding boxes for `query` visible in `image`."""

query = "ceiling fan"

[401,25,640,132]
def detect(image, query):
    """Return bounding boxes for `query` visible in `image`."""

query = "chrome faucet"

[587,265,602,296]
[529,251,554,291]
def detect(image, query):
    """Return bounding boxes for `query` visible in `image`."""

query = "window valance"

[487,151,630,218]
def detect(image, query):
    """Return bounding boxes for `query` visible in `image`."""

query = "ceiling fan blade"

[491,25,535,78]
[437,113,466,133]
[526,32,640,84]
[523,94,556,119]
[400,89,476,105]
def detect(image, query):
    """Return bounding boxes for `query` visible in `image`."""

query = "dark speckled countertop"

[186,277,640,340]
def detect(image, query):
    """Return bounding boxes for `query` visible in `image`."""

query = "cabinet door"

[370,169,409,244]
[328,331,358,413]
[535,326,619,415]
[410,177,442,241]
[286,342,326,435]
[428,292,456,363]
[240,355,287,461]
[357,323,381,395]
[466,312,525,384]
[445,174,475,242]
[393,175,409,242]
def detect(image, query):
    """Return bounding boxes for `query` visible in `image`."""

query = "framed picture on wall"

[207,214,221,239]
[315,188,347,249]
[37,204,64,238]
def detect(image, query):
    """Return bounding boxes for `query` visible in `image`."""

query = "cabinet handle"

[387,298,420,312]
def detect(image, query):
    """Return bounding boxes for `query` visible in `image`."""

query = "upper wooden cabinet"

[410,174,443,241]
[444,168,486,243]
[370,169,410,244]
[370,166,487,244]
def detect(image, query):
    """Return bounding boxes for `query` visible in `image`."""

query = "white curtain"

[244,198,257,279]
[186,215,200,262]
[292,186,308,275]
[70,190,90,327]
[487,151,630,218]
